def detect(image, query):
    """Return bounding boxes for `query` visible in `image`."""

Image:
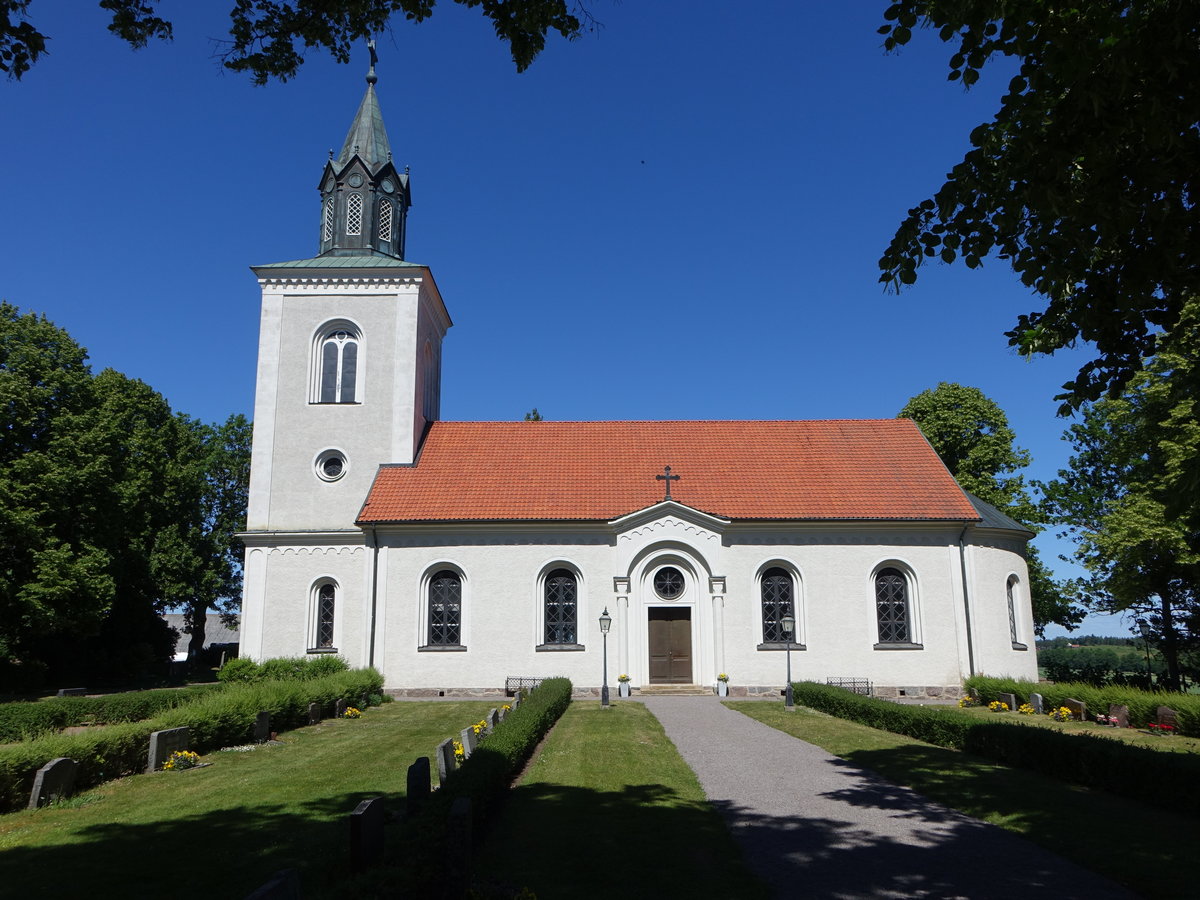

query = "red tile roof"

[357,419,979,524]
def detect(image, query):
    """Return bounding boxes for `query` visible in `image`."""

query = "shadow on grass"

[475,781,771,900]
[0,790,395,899]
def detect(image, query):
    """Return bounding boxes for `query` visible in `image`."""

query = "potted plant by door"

[618,674,632,697]
[716,673,730,697]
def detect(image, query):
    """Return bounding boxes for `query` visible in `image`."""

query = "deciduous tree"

[2,0,595,83]
[899,382,1081,633]
[878,2,1200,411]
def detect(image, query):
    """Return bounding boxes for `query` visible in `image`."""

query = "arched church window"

[322,196,335,243]
[760,568,794,644]
[312,581,336,650]
[1007,575,1026,649]
[875,568,910,644]
[378,199,393,242]
[428,570,462,646]
[346,193,363,235]
[317,328,359,404]
[544,569,577,645]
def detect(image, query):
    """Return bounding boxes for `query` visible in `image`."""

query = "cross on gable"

[655,465,680,501]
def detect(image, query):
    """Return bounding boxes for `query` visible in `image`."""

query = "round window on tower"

[653,566,685,600]
[315,449,348,482]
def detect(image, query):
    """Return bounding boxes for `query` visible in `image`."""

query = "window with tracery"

[875,568,910,644]
[315,582,336,649]
[544,569,577,645]
[428,570,462,646]
[318,329,359,403]
[761,568,795,643]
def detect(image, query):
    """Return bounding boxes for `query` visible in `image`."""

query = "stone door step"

[636,684,714,696]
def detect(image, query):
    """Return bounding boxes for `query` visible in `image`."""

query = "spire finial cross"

[366,38,379,84]
[655,466,680,501]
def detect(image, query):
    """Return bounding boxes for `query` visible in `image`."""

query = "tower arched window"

[760,567,795,644]
[314,325,361,404]
[322,196,335,243]
[346,192,363,235]
[875,567,911,645]
[428,570,462,646]
[543,569,578,645]
[1007,575,1027,649]
[378,199,393,242]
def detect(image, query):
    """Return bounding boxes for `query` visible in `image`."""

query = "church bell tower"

[317,43,412,259]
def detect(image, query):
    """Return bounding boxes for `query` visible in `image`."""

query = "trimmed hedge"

[0,684,224,743]
[0,668,384,813]
[793,681,1200,818]
[216,655,350,683]
[965,675,1200,736]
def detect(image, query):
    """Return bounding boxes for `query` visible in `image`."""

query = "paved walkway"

[640,696,1137,900]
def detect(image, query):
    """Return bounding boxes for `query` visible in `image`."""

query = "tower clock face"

[348,173,364,187]
[380,179,395,193]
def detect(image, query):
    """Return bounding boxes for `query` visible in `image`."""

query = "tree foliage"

[1040,333,1200,690]
[2,0,594,83]
[0,303,250,687]
[878,1,1200,411]
[899,382,1081,633]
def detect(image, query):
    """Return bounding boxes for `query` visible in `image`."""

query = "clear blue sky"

[1,2,1123,637]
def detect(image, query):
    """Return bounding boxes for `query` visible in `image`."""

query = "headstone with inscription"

[460,726,477,759]
[254,711,271,743]
[407,756,430,816]
[28,758,78,809]
[436,738,456,785]
[147,726,190,772]
[1107,704,1129,727]
[1156,706,1179,729]
[486,708,499,734]
[335,698,348,718]
[1029,692,1044,715]
[307,702,321,725]
[1063,698,1086,722]
[350,797,386,868]
[997,692,1018,712]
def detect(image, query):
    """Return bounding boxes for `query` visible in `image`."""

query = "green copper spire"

[316,40,412,259]
[336,40,391,170]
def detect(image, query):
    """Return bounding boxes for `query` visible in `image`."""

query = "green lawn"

[0,700,495,899]
[729,701,1200,899]
[475,702,770,900]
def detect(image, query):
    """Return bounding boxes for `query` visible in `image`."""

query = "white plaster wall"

[965,537,1040,681]
[244,538,368,664]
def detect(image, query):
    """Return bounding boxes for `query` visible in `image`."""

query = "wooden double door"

[648,608,692,684]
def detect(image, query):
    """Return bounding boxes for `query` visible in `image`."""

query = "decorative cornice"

[240,529,365,548]
[257,275,426,289]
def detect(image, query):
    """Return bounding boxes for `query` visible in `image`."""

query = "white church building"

[239,63,1039,698]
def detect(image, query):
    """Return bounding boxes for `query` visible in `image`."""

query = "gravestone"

[436,738,456,786]
[1029,692,1044,715]
[147,727,190,772]
[1063,698,1086,721]
[997,692,1018,712]
[1157,706,1179,729]
[407,757,430,817]
[28,758,78,809]
[460,726,477,759]
[1107,704,1130,728]
[56,688,86,697]
[307,702,321,725]
[350,797,386,868]
[254,711,271,743]
[512,691,522,709]
[335,698,348,718]
[446,796,473,896]
[486,708,500,733]
[498,705,508,723]
[245,869,301,900]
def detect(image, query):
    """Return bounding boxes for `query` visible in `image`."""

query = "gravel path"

[640,696,1137,900]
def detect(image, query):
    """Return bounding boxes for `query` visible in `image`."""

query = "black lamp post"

[782,612,795,710]
[599,607,612,708]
